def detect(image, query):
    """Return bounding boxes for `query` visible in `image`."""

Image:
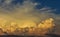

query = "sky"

[0,0,60,12]
[0,0,60,35]
[34,0,60,14]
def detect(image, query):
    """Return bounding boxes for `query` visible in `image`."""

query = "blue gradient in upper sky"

[0,0,60,14]
[32,0,60,14]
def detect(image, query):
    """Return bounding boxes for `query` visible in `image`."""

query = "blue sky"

[9,0,60,14]
[0,0,60,13]
[32,0,60,14]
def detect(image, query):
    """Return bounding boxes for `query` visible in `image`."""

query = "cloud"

[0,0,60,35]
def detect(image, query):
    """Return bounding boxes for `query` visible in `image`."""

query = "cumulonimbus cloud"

[0,0,60,35]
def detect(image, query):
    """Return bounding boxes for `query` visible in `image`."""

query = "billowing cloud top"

[0,0,60,35]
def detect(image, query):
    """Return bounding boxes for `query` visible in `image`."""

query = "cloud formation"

[0,0,60,35]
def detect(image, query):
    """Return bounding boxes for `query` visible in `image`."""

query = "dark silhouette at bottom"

[45,33,60,37]
[0,34,60,37]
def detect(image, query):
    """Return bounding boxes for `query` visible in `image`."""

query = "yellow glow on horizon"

[0,18,55,35]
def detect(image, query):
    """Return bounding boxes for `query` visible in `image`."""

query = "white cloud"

[4,0,12,4]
